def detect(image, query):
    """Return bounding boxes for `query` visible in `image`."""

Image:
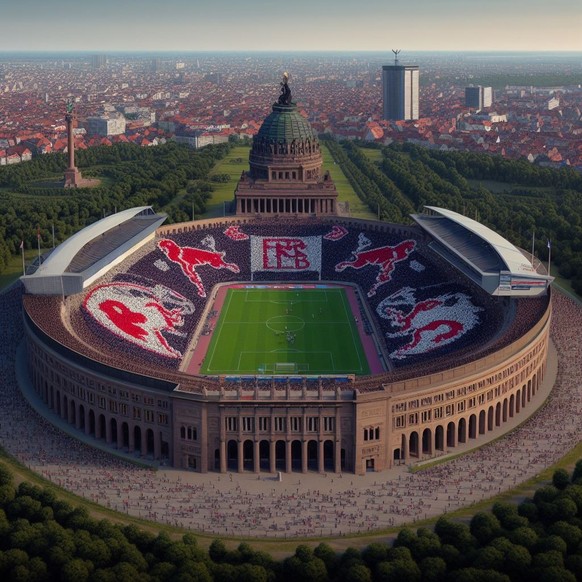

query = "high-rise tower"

[382,50,419,121]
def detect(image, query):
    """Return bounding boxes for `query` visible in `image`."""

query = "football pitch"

[200,288,370,376]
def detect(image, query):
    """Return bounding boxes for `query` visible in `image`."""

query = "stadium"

[19,83,553,476]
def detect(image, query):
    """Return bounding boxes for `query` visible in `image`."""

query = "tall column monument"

[63,99,82,188]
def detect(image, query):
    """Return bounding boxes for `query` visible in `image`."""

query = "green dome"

[255,103,317,143]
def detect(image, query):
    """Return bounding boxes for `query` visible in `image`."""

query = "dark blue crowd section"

[66,220,544,378]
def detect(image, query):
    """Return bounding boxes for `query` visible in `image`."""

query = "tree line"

[2,460,582,580]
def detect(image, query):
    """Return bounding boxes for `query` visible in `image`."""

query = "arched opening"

[243,440,254,471]
[98,414,106,440]
[516,390,521,413]
[446,422,455,448]
[259,440,270,471]
[503,399,508,422]
[435,425,444,452]
[422,428,432,455]
[63,395,68,421]
[69,401,76,425]
[79,405,85,431]
[160,437,169,459]
[509,394,515,418]
[393,448,401,461]
[56,390,61,416]
[522,385,526,408]
[527,380,532,402]
[323,440,334,471]
[134,426,142,452]
[275,440,286,471]
[291,440,302,471]
[110,418,118,445]
[89,410,96,436]
[307,440,318,471]
[487,407,494,431]
[458,418,467,443]
[469,414,477,439]
[341,448,346,471]
[146,429,155,456]
[214,448,220,471]
[479,410,486,434]
[227,439,238,471]
[495,402,501,427]
[409,432,419,458]
[121,422,129,449]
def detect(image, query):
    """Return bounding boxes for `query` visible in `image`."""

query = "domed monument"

[235,73,338,216]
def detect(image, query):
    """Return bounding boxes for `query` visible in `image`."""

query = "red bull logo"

[83,282,195,359]
[323,225,348,241]
[157,238,240,298]
[335,239,416,297]
[223,225,249,241]
[376,286,482,360]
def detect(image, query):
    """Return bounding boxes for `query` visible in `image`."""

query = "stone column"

[254,440,260,473]
[220,440,227,473]
[286,440,292,473]
[270,440,276,473]
[238,440,244,473]
[301,440,308,473]
[318,441,325,473]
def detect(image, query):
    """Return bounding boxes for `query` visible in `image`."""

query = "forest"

[0,142,230,274]
[325,140,582,294]
[2,461,582,581]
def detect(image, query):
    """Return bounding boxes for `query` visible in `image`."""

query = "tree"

[552,469,570,490]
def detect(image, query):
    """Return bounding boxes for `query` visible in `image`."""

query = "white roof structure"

[412,206,552,297]
[21,206,166,296]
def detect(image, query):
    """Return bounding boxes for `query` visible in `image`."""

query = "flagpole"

[547,240,552,278]
[37,228,41,265]
[21,241,25,276]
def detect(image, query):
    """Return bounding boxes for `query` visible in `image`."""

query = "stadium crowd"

[2,277,582,537]
[24,219,523,394]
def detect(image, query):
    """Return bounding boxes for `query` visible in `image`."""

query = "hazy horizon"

[2,0,580,53]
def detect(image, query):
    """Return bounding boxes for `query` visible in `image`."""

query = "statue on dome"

[278,72,292,105]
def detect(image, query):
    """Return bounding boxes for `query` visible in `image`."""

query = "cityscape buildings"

[465,85,493,110]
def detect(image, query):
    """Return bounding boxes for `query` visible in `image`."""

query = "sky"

[1,0,581,53]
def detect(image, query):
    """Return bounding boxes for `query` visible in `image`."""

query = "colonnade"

[237,196,335,215]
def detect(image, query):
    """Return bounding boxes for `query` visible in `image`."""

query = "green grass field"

[200,288,370,376]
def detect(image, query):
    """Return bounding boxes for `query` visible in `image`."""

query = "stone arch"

[487,406,494,431]
[469,414,477,439]
[409,431,419,457]
[243,439,254,471]
[479,410,486,434]
[422,428,432,455]
[435,425,444,452]
[227,439,238,471]
[458,418,467,443]
[446,422,455,448]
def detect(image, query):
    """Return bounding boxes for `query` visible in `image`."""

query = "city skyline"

[2,0,581,53]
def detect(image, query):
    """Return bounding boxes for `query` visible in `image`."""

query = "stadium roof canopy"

[412,206,552,297]
[21,207,166,296]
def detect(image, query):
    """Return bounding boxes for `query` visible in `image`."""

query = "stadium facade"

[20,80,552,475]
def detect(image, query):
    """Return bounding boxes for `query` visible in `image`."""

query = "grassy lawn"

[202,145,250,218]
[360,148,383,163]
[201,288,369,376]
[321,143,376,220]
